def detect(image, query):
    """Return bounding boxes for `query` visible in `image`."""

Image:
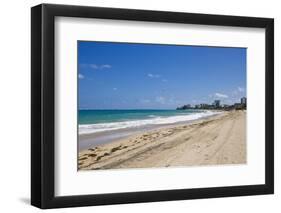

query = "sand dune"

[78,110,246,170]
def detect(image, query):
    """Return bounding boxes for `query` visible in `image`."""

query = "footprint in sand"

[192,144,201,150]
[96,152,110,161]
[79,157,88,161]
[212,135,218,140]
[111,145,122,153]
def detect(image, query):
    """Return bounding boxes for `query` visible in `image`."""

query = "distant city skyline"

[78,41,246,109]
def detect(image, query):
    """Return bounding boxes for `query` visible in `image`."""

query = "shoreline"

[78,110,246,170]
[78,110,222,151]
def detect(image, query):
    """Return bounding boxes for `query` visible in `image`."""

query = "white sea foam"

[79,111,221,135]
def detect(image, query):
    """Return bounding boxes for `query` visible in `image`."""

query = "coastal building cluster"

[176,97,247,111]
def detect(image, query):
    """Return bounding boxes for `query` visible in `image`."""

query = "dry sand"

[78,110,246,170]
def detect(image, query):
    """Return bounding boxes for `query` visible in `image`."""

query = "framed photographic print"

[31,4,274,209]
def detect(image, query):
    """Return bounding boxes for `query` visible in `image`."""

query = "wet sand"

[78,110,246,170]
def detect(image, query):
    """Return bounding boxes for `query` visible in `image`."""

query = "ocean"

[79,109,218,135]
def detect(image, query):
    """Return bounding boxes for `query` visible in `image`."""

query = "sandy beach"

[78,110,246,170]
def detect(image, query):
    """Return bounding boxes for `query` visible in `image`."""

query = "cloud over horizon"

[214,93,228,98]
[80,63,112,70]
[238,87,245,92]
[147,73,161,78]
[90,64,112,69]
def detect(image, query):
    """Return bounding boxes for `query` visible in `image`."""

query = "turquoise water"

[79,109,202,125]
[78,109,219,135]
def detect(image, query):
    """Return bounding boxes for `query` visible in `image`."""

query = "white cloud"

[233,87,245,95]
[214,93,228,98]
[113,87,117,91]
[86,64,112,70]
[232,87,246,96]
[101,64,112,69]
[238,87,245,92]
[89,64,99,69]
[78,73,84,79]
[162,79,168,82]
[147,73,161,78]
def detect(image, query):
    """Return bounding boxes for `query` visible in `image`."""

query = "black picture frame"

[31,3,274,209]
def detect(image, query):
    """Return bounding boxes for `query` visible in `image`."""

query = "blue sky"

[78,41,246,109]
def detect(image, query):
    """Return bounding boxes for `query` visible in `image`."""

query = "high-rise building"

[200,103,208,108]
[241,97,247,105]
[213,100,220,108]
